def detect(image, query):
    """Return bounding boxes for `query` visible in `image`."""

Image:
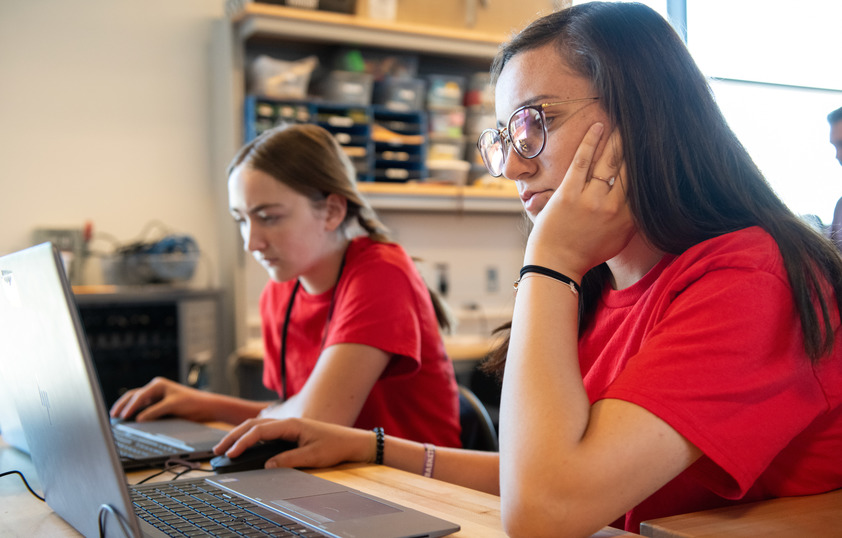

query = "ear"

[323,193,348,232]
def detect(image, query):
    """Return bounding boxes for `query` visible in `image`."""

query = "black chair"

[458,384,499,452]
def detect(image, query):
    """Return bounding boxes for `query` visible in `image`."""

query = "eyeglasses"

[477,97,599,177]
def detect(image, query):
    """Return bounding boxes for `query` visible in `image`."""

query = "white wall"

[0,0,226,288]
[0,0,525,356]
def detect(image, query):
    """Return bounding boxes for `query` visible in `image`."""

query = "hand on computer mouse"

[210,439,298,473]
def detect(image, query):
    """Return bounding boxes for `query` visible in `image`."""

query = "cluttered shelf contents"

[231,3,520,208]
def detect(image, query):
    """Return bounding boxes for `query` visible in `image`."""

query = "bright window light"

[687,0,842,222]
[709,80,842,222]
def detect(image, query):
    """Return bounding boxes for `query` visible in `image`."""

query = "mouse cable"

[172,466,214,480]
[0,470,45,501]
[132,461,212,485]
[98,503,133,538]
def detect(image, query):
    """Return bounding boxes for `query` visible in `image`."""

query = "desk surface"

[640,488,842,538]
[0,436,636,537]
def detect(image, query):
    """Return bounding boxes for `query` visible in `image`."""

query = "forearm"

[202,392,270,425]
[258,393,355,426]
[381,435,500,495]
[499,276,592,532]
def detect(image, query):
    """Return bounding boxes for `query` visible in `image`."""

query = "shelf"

[232,4,505,60]
[358,182,522,213]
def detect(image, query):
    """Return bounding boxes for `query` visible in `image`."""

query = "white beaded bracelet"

[422,443,436,478]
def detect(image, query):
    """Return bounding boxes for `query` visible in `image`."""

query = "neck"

[605,232,664,290]
[299,237,351,295]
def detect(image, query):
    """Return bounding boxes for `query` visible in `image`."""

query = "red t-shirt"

[580,227,842,532]
[259,237,461,448]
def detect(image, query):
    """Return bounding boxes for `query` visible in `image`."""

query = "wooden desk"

[640,489,842,537]
[1,436,636,537]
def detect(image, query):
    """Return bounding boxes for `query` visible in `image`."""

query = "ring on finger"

[592,175,616,187]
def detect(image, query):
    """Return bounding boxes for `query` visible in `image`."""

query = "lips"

[520,189,552,214]
[256,254,280,267]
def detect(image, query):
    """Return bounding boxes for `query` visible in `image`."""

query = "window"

[687,0,842,222]
[574,0,842,222]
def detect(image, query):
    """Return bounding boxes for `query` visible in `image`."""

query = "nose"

[500,140,535,180]
[242,221,264,252]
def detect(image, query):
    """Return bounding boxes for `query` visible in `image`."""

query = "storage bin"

[320,70,374,105]
[373,77,426,111]
[426,74,466,107]
[465,105,496,134]
[249,55,318,99]
[428,136,466,161]
[464,72,494,107]
[425,159,471,185]
[375,166,425,182]
[428,106,466,138]
[256,0,353,11]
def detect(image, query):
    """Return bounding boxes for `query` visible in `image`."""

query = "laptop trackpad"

[273,491,401,524]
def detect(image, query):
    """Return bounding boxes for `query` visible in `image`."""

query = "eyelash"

[232,212,283,228]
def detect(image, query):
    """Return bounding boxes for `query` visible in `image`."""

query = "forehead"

[228,165,299,207]
[831,121,842,143]
[495,43,594,112]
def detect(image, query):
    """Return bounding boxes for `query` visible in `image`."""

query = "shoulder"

[340,238,426,302]
[672,227,784,275]
[345,237,415,274]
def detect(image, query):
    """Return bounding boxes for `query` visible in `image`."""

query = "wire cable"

[98,503,133,538]
[0,470,45,501]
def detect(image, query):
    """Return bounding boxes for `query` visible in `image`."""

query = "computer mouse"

[210,439,297,474]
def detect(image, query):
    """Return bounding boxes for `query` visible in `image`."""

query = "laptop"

[0,368,29,453]
[0,242,460,538]
[0,242,226,470]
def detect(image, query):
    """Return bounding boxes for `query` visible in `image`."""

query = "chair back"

[458,384,499,451]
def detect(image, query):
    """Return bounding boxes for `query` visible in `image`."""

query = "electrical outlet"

[486,266,499,293]
[435,263,449,297]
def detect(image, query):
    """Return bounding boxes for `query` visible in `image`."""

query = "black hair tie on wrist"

[373,427,384,465]
[516,265,581,296]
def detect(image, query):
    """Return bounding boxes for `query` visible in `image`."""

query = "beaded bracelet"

[422,443,436,478]
[373,427,385,465]
[514,264,581,296]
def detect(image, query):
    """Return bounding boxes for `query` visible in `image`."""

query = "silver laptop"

[0,241,226,470]
[0,242,460,538]
[0,369,29,453]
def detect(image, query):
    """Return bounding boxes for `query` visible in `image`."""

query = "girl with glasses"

[214,3,842,536]
[110,123,461,450]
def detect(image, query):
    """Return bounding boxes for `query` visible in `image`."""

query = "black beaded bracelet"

[515,265,581,296]
[373,427,385,465]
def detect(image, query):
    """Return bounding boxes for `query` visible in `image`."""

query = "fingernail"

[593,122,605,135]
[266,460,278,468]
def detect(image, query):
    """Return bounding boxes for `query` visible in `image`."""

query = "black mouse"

[210,439,297,473]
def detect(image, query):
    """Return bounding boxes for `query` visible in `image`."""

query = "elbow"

[501,494,571,538]
[501,488,601,538]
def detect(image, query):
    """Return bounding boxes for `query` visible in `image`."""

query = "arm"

[112,342,390,427]
[259,342,390,426]
[213,417,501,495]
[109,376,268,424]
[499,124,701,537]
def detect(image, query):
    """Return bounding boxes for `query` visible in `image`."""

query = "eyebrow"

[230,203,284,216]
[496,94,566,127]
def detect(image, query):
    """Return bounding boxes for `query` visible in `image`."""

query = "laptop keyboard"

[113,428,178,460]
[131,478,328,537]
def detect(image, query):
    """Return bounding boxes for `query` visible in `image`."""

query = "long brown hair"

[483,2,842,377]
[228,123,455,332]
